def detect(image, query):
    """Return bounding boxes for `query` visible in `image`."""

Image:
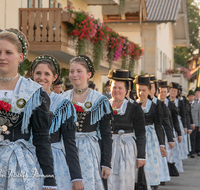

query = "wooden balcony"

[19,8,77,60]
[81,0,119,5]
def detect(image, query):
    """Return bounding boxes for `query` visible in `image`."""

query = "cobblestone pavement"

[160,156,200,190]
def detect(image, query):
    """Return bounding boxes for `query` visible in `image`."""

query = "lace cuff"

[101,165,111,170]
[71,179,83,183]
[137,158,146,161]
[160,145,165,147]
[42,186,57,189]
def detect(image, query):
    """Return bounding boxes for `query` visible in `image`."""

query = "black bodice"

[113,102,140,132]
[76,111,98,132]
[144,101,165,145]
[168,100,181,136]
[112,102,146,159]
[0,89,56,187]
[72,103,113,168]
[0,111,31,141]
[144,102,157,125]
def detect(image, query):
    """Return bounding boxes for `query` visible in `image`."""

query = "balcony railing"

[81,0,119,5]
[19,8,77,54]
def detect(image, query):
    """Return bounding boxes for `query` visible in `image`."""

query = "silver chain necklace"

[0,73,18,82]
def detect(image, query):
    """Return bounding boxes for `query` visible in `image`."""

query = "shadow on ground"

[160,156,200,190]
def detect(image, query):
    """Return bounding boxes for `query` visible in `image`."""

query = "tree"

[18,59,32,76]
[174,0,200,67]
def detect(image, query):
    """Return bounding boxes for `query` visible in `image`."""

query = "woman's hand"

[184,128,187,135]
[137,160,145,168]
[191,124,195,131]
[101,167,111,179]
[178,136,182,143]
[72,181,84,190]
[160,146,167,157]
[169,142,175,149]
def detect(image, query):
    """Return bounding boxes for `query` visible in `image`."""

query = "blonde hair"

[0,28,29,60]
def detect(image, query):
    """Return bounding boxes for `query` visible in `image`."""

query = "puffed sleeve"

[179,100,187,128]
[170,102,181,136]
[161,102,174,142]
[60,102,82,181]
[132,103,146,159]
[185,100,192,129]
[198,104,200,127]
[30,89,56,187]
[99,104,113,168]
[153,103,165,145]
[189,104,194,125]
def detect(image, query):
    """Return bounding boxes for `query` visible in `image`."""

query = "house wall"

[87,5,103,21]
[189,79,197,91]
[106,23,141,75]
[156,22,174,80]
[163,74,188,95]
[140,23,157,75]
[0,0,126,93]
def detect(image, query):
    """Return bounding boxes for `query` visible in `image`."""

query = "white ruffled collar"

[137,99,152,113]
[109,98,128,115]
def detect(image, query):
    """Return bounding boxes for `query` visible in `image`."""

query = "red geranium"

[113,110,118,115]
[73,104,84,112]
[0,101,11,112]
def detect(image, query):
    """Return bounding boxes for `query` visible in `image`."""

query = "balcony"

[102,0,147,23]
[19,8,122,72]
[19,8,77,62]
[81,0,119,5]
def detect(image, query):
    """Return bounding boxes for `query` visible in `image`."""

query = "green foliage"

[93,40,104,70]
[129,58,135,75]
[140,70,148,75]
[121,56,127,69]
[119,0,126,14]
[61,68,70,83]
[18,59,32,76]
[107,49,114,69]
[76,38,86,55]
[174,0,200,66]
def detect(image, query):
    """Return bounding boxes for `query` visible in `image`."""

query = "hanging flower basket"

[165,67,191,79]
[64,6,144,70]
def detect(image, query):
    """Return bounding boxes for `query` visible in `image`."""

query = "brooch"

[84,102,92,109]
[16,98,26,108]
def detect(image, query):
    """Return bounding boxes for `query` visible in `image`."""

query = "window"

[28,0,33,8]
[49,0,54,8]
[162,55,166,73]
[38,0,42,8]
[160,51,162,72]
[28,0,42,8]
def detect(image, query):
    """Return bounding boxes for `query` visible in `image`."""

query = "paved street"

[160,156,200,190]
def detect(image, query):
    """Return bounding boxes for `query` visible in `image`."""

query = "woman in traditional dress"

[31,55,84,190]
[168,82,188,160]
[133,75,166,190]
[0,28,56,189]
[62,55,112,190]
[158,80,183,174]
[149,75,174,185]
[107,69,146,190]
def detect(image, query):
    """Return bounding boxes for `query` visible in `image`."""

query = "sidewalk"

[160,156,200,190]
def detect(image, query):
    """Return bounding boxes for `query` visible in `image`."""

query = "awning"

[146,0,181,22]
